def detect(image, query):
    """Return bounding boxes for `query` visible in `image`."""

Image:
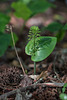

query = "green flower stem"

[34,61,36,75]
[33,34,36,74]
[34,35,35,53]
[26,26,41,74]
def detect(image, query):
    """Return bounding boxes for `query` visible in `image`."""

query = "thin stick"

[10,26,26,75]
[0,82,64,99]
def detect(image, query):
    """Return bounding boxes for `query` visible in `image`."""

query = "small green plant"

[42,22,67,42]
[60,83,67,100]
[25,26,57,74]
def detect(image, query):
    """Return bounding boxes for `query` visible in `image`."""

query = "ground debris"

[0,64,23,88]
[19,75,33,87]
[31,87,60,100]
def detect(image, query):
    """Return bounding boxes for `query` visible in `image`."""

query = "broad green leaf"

[60,93,67,100]
[45,22,63,32]
[25,36,57,62]
[11,1,32,20]
[0,34,11,57]
[10,33,18,46]
[63,24,67,30]
[55,30,66,42]
[28,0,55,15]
[0,12,10,33]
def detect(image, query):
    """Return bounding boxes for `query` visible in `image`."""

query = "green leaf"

[0,12,10,33]
[62,88,66,94]
[63,83,67,88]
[62,83,67,93]
[60,93,67,100]
[45,22,63,32]
[25,36,57,62]
[11,1,32,20]
[22,0,31,4]
[28,0,55,15]
[63,24,67,30]
[10,33,18,46]
[55,30,66,42]
[0,34,11,57]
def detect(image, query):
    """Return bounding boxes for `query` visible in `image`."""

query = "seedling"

[60,83,67,100]
[25,26,57,74]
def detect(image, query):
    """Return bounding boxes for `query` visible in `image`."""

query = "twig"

[10,26,26,75]
[0,82,64,99]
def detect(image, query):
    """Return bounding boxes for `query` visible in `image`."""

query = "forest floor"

[0,1,67,100]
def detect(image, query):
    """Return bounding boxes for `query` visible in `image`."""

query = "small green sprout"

[25,26,57,74]
[60,83,67,100]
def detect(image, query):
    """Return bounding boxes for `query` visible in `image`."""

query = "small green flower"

[28,26,40,41]
[28,26,40,55]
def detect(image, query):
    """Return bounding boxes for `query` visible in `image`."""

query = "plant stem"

[10,26,26,75]
[33,34,36,75]
[34,61,36,75]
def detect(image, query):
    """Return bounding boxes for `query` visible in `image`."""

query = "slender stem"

[33,35,35,52]
[10,26,26,75]
[34,61,36,75]
[33,34,36,75]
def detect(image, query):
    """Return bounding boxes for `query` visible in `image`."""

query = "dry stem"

[10,26,26,75]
